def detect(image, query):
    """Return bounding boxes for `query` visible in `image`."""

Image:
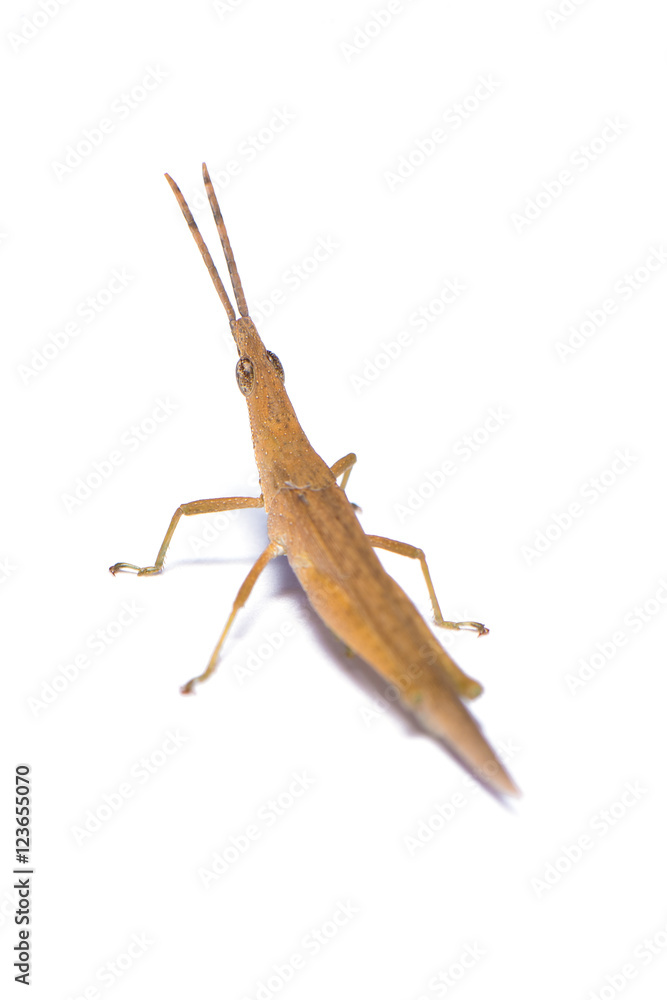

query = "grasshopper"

[111,164,519,798]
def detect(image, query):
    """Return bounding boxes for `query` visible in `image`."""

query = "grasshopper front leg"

[330,453,363,514]
[110,495,264,575]
[330,453,357,492]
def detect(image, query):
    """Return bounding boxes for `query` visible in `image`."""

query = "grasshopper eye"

[266,351,284,382]
[236,357,255,396]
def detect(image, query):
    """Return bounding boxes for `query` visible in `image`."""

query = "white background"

[3,2,667,998]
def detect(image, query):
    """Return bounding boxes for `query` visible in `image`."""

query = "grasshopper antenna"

[201,162,249,318]
[164,171,237,325]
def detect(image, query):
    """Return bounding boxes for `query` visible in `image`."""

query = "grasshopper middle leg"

[110,495,264,576]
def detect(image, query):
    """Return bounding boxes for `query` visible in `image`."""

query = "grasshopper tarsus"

[108,562,134,576]
[109,561,160,576]
[433,616,489,638]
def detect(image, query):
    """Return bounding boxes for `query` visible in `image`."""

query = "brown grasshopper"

[111,163,519,798]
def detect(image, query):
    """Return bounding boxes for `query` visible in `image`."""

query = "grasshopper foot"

[434,618,489,637]
[109,562,162,576]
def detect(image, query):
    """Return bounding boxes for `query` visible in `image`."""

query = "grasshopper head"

[231,316,285,400]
